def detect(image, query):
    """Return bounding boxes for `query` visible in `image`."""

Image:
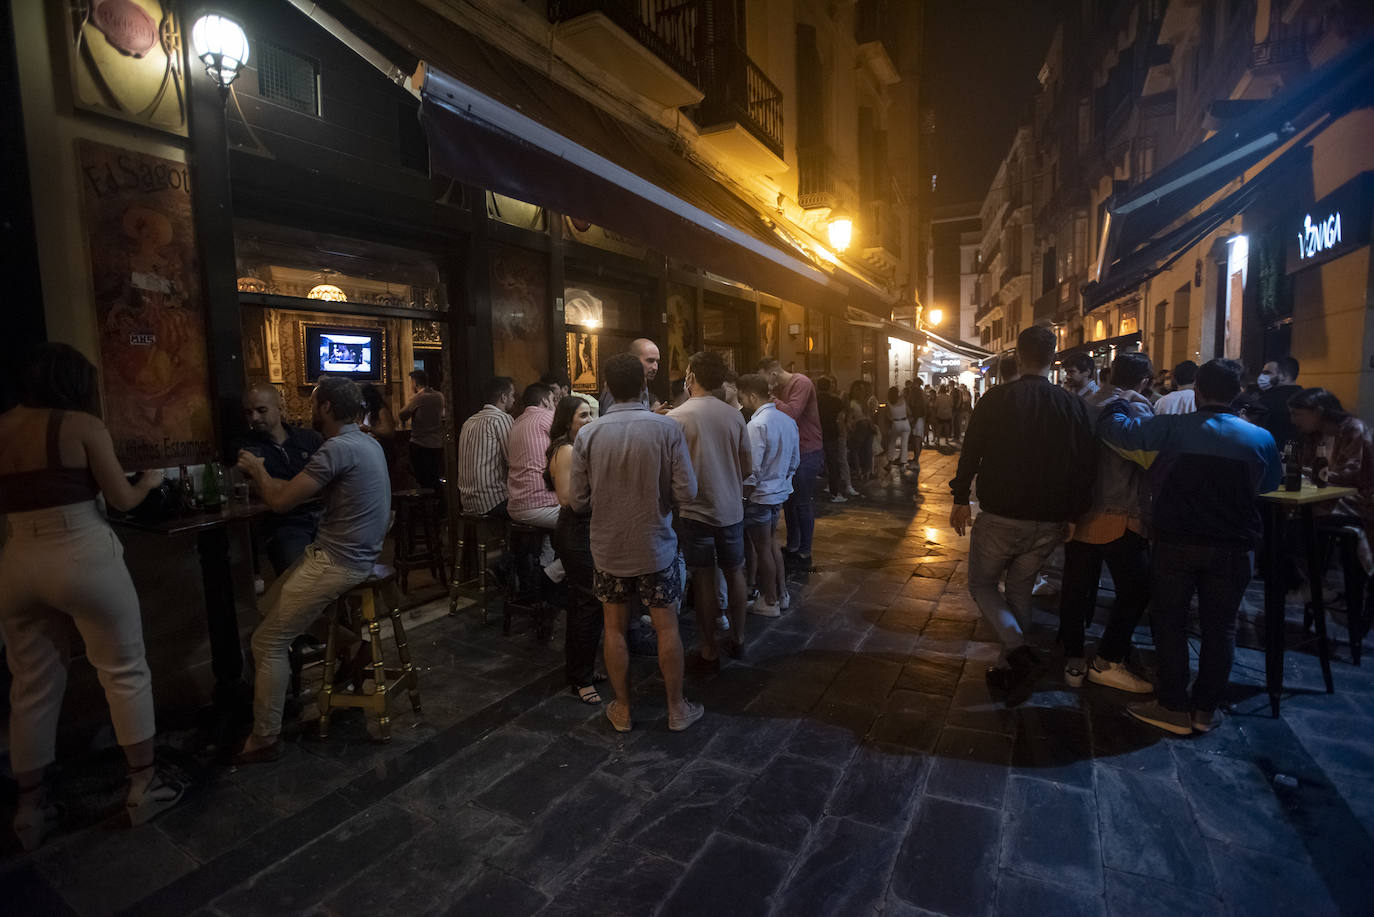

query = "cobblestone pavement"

[3,449,1373,915]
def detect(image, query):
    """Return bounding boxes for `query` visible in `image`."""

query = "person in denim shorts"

[571,353,703,733]
[669,351,753,667]
[738,374,799,617]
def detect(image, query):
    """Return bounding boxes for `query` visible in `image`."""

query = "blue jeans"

[1150,540,1251,713]
[784,449,824,556]
[265,521,316,578]
[967,512,1066,664]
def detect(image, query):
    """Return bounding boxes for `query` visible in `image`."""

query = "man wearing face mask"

[1259,357,1303,447]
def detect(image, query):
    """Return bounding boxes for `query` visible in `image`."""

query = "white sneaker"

[845,487,861,497]
[716,614,731,632]
[1064,657,1086,688]
[126,768,185,827]
[830,494,848,503]
[1192,708,1224,733]
[750,600,781,618]
[779,591,791,611]
[1087,658,1153,694]
[253,576,266,596]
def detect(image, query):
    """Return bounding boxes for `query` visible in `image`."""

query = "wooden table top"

[110,500,269,536]
[1259,482,1357,506]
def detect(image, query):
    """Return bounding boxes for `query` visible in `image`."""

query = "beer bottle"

[177,464,196,513]
[1313,441,1329,488]
[1282,440,1301,492]
[201,461,223,509]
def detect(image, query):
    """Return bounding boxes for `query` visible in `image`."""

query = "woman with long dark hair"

[545,395,603,703]
[0,344,183,849]
[359,383,400,487]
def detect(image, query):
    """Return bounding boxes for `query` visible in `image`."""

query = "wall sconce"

[827,216,853,253]
[308,284,347,301]
[787,323,802,337]
[927,308,944,326]
[191,14,250,92]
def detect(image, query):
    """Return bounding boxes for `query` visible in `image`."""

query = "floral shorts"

[593,561,683,608]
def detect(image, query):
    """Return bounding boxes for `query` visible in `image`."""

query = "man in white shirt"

[738,373,800,618]
[1154,360,1198,415]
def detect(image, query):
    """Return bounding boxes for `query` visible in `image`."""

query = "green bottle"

[201,461,223,509]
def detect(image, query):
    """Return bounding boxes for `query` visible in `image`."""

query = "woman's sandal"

[572,684,602,705]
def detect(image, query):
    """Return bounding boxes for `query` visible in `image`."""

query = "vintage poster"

[69,0,188,136]
[759,307,779,360]
[79,140,215,468]
[566,332,598,392]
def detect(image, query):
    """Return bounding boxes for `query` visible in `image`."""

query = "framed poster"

[68,0,188,136]
[79,140,214,468]
[567,332,598,393]
[759,307,780,360]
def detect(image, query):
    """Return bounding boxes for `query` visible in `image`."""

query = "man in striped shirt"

[457,377,515,517]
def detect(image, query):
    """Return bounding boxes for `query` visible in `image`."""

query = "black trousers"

[823,439,844,494]
[553,508,603,687]
[1058,530,1151,660]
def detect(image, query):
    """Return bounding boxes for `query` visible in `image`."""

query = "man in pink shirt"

[507,383,564,584]
[759,359,823,569]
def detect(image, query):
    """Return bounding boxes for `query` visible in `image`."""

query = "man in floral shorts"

[571,353,704,732]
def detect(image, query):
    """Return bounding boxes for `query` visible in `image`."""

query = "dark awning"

[330,0,897,319]
[1085,34,1374,312]
[923,328,994,361]
[1055,332,1142,363]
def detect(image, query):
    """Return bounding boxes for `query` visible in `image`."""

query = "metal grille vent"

[257,42,319,115]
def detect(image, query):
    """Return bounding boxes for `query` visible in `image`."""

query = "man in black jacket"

[950,325,1097,705]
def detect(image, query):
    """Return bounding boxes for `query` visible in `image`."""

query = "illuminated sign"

[1286,172,1371,273]
[1296,212,1341,260]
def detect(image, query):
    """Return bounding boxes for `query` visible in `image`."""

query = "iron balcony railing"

[547,0,699,86]
[854,0,900,71]
[1251,37,1306,68]
[696,40,784,159]
[798,146,837,210]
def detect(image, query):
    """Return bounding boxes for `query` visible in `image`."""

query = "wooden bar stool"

[392,489,445,592]
[505,520,552,640]
[318,565,421,741]
[451,507,507,622]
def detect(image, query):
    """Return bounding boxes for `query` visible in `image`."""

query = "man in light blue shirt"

[571,353,702,733]
[738,373,800,617]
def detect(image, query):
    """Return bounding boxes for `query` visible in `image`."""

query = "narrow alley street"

[3,450,1372,916]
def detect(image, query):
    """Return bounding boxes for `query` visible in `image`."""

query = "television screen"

[302,326,384,382]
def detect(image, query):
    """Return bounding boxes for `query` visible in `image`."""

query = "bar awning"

[1084,34,1374,312]
[330,0,898,319]
[923,328,994,361]
[1055,332,1142,363]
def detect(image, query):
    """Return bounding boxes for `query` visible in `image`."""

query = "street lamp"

[927,308,944,327]
[191,14,250,92]
[827,216,853,253]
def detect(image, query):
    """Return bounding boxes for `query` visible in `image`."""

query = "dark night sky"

[921,0,1070,207]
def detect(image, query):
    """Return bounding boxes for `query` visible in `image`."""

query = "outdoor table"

[112,500,268,711]
[1259,482,1357,717]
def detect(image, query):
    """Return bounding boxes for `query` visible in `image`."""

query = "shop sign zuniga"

[1286,172,1372,273]
[1296,212,1341,261]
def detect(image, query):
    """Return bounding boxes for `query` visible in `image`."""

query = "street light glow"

[191,14,250,89]
[828,217,853,252]
[928,308,944,326]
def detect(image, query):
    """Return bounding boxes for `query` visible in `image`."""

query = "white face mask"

[1257,372,1274,391]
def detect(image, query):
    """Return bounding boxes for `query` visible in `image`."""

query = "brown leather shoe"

[230,739,283,766]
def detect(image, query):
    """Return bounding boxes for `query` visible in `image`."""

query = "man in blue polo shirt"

[1098,358,1281,735]
[234,383,324,576]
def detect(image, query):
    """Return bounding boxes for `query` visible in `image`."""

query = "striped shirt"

[457,405,513,514]
[507,405,559,513]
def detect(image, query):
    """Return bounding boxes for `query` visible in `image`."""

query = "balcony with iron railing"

[694,39,785,164]
[855,0,901,84]
[798,146,838,211]
[548,0,703,107]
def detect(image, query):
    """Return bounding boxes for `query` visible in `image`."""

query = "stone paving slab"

[2,450,1373,915]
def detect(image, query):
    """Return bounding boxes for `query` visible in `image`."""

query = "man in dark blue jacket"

[1098,359,1281,735]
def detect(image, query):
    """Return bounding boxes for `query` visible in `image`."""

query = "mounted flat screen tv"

[300,323,387,383]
